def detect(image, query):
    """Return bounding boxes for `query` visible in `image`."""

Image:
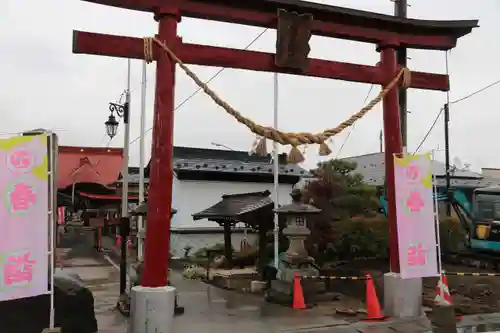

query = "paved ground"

[59,233,500,333]
[61,254,432,333]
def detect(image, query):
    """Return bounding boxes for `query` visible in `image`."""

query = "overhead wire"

[449,78,500,105]
[129,28,269,146]
[334,84,375,158]
[414,52,500,153]
[413,106,444,154]
[414,79,500,153]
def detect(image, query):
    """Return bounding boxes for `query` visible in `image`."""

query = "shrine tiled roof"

[145,146,309,178]
[57,146,124,189]
[192,190,273,225]
[130,200,177,216]
[120,147,310,184]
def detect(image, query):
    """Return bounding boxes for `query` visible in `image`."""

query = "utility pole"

[138,60,147,262]
[119,60,131,311]
[273,72,280,269]
[379,129,383,153]
[444,103,451,216]
[394,0,408,149]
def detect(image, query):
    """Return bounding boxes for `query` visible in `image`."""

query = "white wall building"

[146,146,309,257]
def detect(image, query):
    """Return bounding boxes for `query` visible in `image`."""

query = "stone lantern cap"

[274,189,321,214]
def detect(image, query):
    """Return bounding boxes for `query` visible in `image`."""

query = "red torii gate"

[73,0,477,287]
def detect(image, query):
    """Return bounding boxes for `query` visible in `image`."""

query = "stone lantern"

[267,189,322,305]
[274,188,321,280]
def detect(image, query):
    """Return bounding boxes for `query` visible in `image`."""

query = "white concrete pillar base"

[383,272,423,318]
[129,285,176,333]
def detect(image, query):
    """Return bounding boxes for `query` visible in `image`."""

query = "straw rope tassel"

[254,137,268,156]
[318,141,332,156]
[288,146,305,164]
[142,37,411,164]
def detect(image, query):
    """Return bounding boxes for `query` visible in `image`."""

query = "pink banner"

[394,153,439,279]
[0,135,49,301]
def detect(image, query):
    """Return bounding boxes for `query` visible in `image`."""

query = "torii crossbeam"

[73,0,477,290]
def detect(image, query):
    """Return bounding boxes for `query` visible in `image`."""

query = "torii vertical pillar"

[130,7,179,333]
[379,41,423,317]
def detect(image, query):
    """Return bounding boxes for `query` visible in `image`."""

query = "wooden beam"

[72,30,151,60]
[181,43,382,86]
[180,43,449,91]
[180,2,457,50]
[81,0,473,50]
[72,30,449,91]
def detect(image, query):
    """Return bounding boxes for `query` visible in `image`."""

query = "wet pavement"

[60,249,500,333]
[60,255,128,333]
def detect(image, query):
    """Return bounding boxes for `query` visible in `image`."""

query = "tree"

[301,159,380,262]
[303,159,378,219]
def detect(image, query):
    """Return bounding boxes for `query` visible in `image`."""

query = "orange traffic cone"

[292,272,306,309]
[434,274,452,305]
[362,274,387,321]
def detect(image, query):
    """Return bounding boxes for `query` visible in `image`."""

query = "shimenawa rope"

[143,37,411,164]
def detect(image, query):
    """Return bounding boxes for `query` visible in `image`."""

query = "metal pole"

[444,103,451,216]
[379,129,383,153]
[48,132,56,329]
[138,60,147,262]
[394,0,408,149]
[120,59,131,296]
[273,72,280,269]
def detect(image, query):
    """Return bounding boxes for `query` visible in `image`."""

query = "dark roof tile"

[192,190,273,225]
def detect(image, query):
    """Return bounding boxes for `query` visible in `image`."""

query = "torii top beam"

[82,0,478,50]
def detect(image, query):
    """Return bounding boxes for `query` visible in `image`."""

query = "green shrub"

[309,215,466,264]
[193,242,232,258]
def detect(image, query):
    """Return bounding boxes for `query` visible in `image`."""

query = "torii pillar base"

[383,272,423,318]
[129,285,176,333]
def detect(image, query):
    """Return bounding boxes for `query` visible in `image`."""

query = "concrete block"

[383,272,422,318]
[129,285,175,333]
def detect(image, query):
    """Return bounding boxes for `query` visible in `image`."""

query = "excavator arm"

[379,189,472,233]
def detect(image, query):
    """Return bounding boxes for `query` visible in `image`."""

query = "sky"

[1,0,499,171]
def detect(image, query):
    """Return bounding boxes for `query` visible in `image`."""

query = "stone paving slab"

[355,326,397,333]
[310,317,433,333]
[60,244,500,333]
[458,313,500,327]
[388,320,431,332]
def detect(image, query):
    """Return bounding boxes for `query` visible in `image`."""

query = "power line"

[414,77,500,153]
[129,28,269,146]
[334,84,375,158]
[450,78,500,105]
[413,107,444,153]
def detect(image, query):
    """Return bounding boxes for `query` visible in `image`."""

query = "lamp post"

[106,90,131,311]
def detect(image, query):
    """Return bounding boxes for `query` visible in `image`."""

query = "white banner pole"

[272,72,280,269]
[48,132,57,329]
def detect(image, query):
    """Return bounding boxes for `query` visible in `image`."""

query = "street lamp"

[105,102,127,139]
[105,97,131,314]
[105,114,119,139]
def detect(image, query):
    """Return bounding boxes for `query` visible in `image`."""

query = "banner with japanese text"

[394,153,439,279]
[0,134,49,301]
